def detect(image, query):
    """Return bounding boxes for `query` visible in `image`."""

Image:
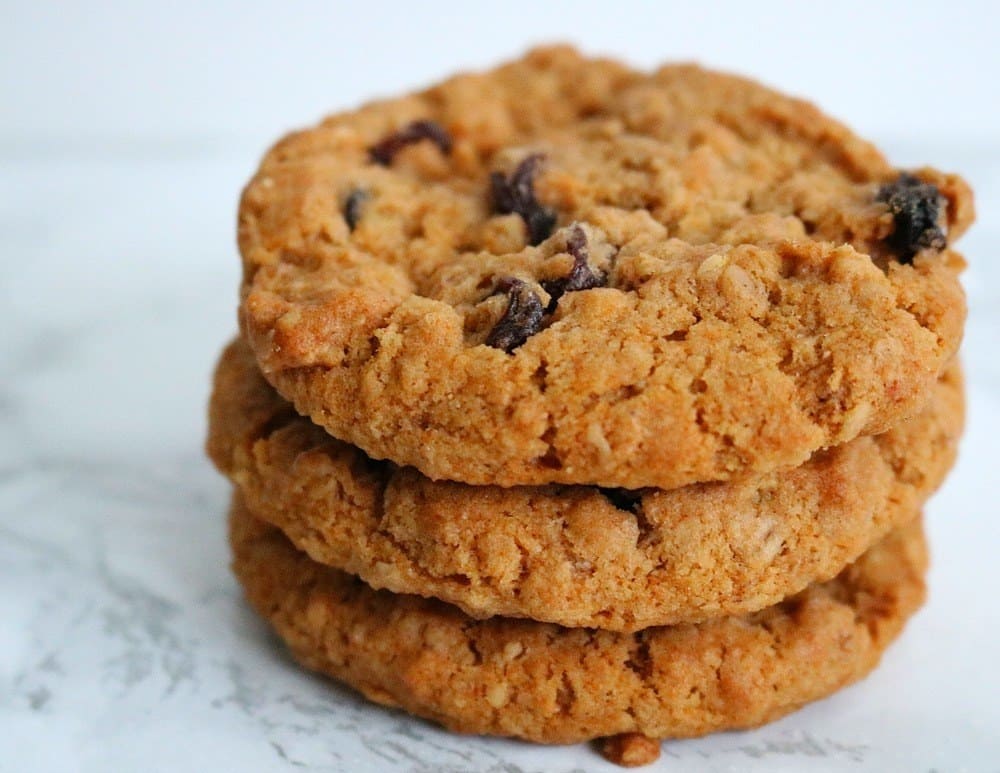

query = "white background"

[5,1,1000,143]
[2,2,999,772]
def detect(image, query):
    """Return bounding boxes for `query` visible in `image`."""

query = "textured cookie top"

[209,339,961,630]
[239,46,972,487]
[230,500,927,745]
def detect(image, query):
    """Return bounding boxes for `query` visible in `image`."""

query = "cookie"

[209,338,961,630]
[238,45,972,488]
[229,496,928,748]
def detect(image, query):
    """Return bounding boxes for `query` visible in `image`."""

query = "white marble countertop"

[2,133,998,772]
[6,0,1000,756]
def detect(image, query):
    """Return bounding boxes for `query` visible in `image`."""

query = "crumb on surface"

[598,733,662,767]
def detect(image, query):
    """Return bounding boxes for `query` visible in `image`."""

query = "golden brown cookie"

[209,339,961,630]
[229,496,927,749]
[238,45,972,488]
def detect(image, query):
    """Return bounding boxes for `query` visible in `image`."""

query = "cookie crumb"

[485,278,544,353]
[490,153,557,245]
[343,189,368,231]
[541,224,606,310]
[876,173,947,262]
[368,120,453,165]
[598,733,662,767]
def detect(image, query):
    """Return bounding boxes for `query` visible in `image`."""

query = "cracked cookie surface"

[229,498,927,745]
[238,45,972,487]
[209,339,961,630]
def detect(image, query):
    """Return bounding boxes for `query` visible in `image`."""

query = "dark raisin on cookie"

[368,120,453,166]
[876,173,947,262]
[540,225,606,311]
[343,189,369,231]
[599,488,643,513]
[490,153,557,246]
[485,278,545,353]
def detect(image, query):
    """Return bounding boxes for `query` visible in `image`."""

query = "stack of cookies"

[207,47,973,766]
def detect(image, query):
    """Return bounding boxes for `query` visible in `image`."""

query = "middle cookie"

[208,339,962,632]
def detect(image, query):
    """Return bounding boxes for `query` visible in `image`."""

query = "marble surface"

[2,135,999,772]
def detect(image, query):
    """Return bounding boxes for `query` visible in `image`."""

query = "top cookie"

[239,46,973,488]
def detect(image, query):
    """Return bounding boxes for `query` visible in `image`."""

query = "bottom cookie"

[229,494,926,762]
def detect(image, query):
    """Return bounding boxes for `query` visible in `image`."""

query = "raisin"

[343,189,368,231]
[876,173,947,262]
[600,488,643,513]
[540,225,606,310]
[490,153,557,245]
[368,120,453,166]
[485,278,545,353]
